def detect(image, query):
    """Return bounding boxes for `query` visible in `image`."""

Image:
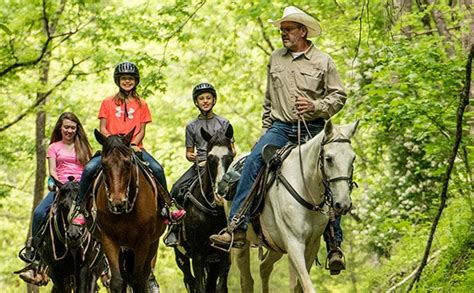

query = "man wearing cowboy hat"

[210,6,347,275]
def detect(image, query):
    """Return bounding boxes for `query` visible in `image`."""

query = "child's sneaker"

[71,214,86,226]
[170,209,186,222]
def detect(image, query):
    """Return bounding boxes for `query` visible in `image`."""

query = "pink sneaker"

[71,214,86,226]
[170,209,186,222]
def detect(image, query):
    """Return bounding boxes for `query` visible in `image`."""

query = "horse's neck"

[52,207,67,240]
[284,134,325,201]
[195,167,213,198]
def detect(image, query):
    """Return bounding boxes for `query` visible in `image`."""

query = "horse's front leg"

[101,234,124,293]
[216,251,231,293]
[260,249,283,293]
[286,240,315,293]
[131,240,158,293]
[191,253,206,292]
[233,241,254,293]
[77,264,88,293]
[174,248,195,292]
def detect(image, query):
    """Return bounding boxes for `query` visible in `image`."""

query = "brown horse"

[86,128,167,293]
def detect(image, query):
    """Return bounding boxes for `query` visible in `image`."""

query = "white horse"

[222,120,358,293]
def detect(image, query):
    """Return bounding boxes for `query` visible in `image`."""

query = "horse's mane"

[323,125,351,144]
[102,135,132,156]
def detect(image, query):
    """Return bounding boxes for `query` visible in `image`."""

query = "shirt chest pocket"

[298,67,324,93]
[270,65,285,89]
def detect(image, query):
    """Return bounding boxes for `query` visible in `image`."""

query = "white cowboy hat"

[269,6,321,38]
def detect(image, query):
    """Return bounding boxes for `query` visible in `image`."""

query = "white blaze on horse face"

[323,143,355,215]
[208,146,230,190]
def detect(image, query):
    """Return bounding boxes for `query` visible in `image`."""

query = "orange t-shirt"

[98,96,152,148]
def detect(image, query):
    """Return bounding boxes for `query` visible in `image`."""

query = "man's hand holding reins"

[294,96,315,115]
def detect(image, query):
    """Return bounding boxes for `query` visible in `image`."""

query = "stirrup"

[148,272,160,293]
[210,228,244,252]
[325,247,346,273]
[18,246,37,263]
[163,225,180,247]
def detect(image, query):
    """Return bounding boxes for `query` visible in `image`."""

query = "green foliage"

[0,0,472,291]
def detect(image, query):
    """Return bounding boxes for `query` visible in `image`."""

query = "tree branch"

[387,249,442,292]
[157,0,207,74]
[0,35,52,77]
[257,16,274,53]
[407,44,473,291]
[0,0,67,77]
[0,59,86,132]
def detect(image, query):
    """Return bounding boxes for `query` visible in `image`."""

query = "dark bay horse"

[174,126,234,293]
[87,129,167,292]
[39,177,105,292]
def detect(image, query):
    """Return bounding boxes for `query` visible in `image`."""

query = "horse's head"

[201,124,235,204]
[53,177,85,247]
[55,176,79,216]
[95,128,135,214]
[320,120,359,215]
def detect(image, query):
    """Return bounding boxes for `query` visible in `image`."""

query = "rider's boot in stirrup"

[209,228,246,249]
[148,271,160,293]
[328,242,346,275]
[161,206,186,224]
[18,236,38,263]
[163,224,181,247]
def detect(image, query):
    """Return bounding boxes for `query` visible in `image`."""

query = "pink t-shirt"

[47,141,84,183]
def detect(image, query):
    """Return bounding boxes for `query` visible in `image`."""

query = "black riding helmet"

[192,83,217,104]
[114,61,140,87]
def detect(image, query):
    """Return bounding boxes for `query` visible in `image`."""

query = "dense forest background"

[0,0,472,292]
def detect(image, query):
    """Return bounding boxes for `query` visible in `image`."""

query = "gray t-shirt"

[185,114,234,162]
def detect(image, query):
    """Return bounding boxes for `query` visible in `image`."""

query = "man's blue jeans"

[228,120,323,230]
[227,119,344,245]
[75,149,167,205]
[32,191,55,236]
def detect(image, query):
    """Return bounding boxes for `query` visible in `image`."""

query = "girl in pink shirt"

[18,112,92,282]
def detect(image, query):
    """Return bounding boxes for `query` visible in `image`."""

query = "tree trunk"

[424,0,455,56]
[26,1,65,292]
[26,51,51,293]
[462,0,474,136]
[394,0,414,37]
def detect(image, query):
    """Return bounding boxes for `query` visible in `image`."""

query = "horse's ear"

[225,124,234,140]
[122,127,135,146]
[324,119,334,138]
[343,120,360,139]
[201,127,212,142]
[52,177,63,189]
[95,129,107,146]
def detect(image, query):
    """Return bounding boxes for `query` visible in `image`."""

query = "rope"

[49,202,69,261]
[297,116,317,202]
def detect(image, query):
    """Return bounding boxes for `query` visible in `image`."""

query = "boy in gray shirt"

[165,83,235,246]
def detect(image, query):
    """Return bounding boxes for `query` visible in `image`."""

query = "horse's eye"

[224,156,233,166]
[324,155,333,163]
[208,155,218,164]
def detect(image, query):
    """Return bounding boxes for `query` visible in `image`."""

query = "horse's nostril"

[335,202,341,210]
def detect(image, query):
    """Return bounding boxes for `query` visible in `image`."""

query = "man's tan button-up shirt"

[262,43,347,130]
